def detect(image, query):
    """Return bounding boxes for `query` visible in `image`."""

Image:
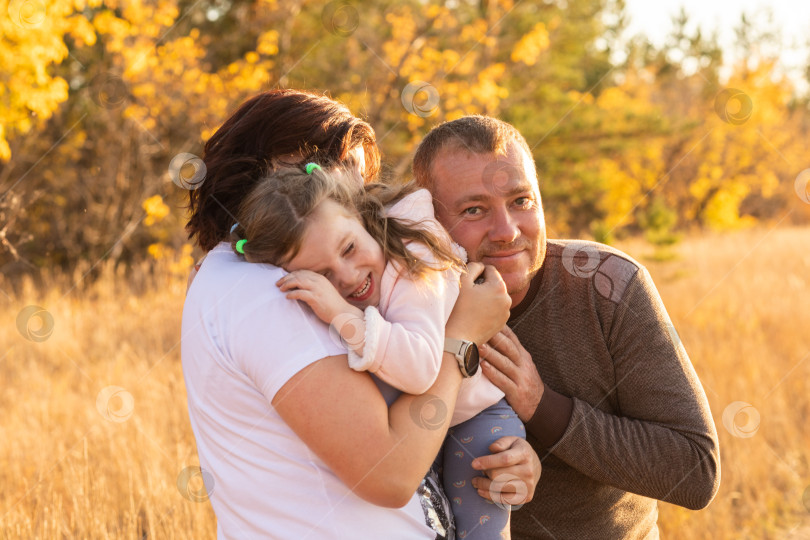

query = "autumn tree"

[1,0,808,277]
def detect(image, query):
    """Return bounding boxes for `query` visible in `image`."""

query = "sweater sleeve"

[541,267,721,510]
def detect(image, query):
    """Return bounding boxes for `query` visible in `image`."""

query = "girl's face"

[285,199,385,309]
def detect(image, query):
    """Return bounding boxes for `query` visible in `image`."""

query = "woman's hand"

[469,436,541,506]
[445,262,511,345]
[277,270,363,325]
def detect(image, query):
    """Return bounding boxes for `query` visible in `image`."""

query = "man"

[413,116,720,539]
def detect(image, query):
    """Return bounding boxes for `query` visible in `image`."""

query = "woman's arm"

[272,263,510,507]
[272,351,461,507]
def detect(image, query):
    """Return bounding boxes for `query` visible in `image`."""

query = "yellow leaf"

[511,22,550,66]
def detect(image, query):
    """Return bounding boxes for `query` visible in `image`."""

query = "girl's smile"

[284,199,386,309]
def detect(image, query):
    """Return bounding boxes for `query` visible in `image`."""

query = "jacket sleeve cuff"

[347,306,380,372]
[525,384,574,449]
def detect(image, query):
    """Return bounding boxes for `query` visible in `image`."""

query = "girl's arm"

[355,242,459,394]
[272,263,510,507]
[277,245,461,394]
[276,269,367,353]
[275,244,461,396]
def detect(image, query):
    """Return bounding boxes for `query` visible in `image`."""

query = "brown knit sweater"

[508,239,720,539]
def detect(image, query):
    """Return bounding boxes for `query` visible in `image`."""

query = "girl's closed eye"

[343,242,355,256]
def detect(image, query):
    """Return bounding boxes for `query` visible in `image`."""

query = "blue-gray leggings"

[439,398,525,539]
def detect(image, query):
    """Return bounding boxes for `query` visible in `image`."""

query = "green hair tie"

[235,239,247,254]
[305,163,322,174]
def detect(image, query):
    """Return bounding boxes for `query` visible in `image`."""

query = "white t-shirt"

[181,243,435,539]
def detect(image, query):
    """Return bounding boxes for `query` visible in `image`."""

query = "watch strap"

[444,337,466,359]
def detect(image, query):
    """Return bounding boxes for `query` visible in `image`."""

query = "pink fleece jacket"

[347,189,504,426]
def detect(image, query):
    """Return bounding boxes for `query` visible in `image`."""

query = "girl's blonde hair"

[231,166,463,279]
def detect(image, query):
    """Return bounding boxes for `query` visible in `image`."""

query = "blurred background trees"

[1,0,808,277]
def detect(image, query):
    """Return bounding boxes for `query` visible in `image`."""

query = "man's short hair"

[412,115,534,189]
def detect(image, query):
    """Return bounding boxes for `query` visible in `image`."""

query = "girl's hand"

[277,270,363,325]
[446,262,511,345]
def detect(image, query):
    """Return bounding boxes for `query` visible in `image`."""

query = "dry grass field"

[1,225,809,539]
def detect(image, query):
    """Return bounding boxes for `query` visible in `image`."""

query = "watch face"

[464,343,480,376]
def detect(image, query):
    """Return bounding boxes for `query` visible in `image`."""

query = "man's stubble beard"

[477,236,547,299]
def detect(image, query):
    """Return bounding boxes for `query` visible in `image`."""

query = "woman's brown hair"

[231,167,463,280]
[187,89,380,252]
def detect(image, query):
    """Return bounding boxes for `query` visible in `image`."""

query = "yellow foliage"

[422,4,456,31]
[256,30,279,56]
[566,90,594,105]
[87,1,275,143]
[460,19,489,43]
[511,22,550,66]
[703,184,756,230]
[0,0,97,160]
[424,4,442,19]
[473,63,509,109]
[598,158,643,230]
[147,242,166,259]
[142,195,170,226]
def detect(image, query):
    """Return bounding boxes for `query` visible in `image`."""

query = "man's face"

[430,142,546,307]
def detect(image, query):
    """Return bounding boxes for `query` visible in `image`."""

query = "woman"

[182,89,540,538]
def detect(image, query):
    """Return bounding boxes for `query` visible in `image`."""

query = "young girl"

[232,163,525,539]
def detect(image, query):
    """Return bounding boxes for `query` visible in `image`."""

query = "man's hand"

[470,436,541,506]
[277,270,362,324]
[480,325,544,422]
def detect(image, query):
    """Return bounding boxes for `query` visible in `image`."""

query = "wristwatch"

[444,337,480,378]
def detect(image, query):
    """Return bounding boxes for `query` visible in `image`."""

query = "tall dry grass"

[617,226,810,540]
[0,261,216,538]
[1,226,809,538]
